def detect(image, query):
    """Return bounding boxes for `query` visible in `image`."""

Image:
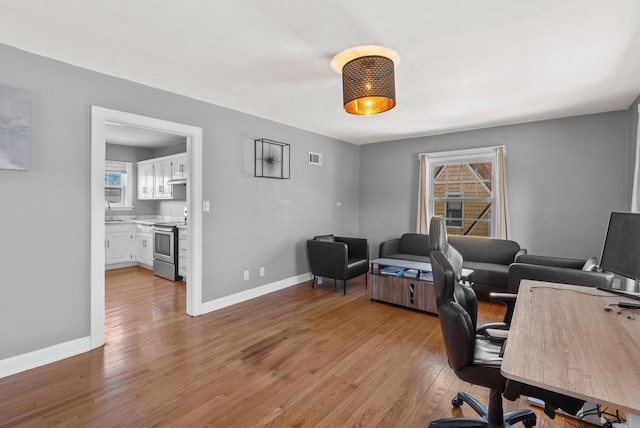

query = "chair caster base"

[429,390,536,428]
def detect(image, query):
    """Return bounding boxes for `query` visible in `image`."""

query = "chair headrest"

[431,250,457,307]
[429,216,448,252]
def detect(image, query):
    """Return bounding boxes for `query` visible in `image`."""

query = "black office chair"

[429,215,513,341]
[429,250,585,428]
[306,234,369,295]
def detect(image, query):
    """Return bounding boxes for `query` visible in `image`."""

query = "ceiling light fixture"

[331,46,400,115]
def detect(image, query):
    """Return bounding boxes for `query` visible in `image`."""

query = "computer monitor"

[600,211,640,282]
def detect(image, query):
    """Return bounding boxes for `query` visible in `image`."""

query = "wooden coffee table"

[369,258,473,314]
[369,258,437,314]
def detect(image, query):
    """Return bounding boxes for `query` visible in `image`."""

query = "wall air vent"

[309,152,323,165]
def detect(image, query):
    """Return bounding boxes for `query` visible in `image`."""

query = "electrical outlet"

[259,267,265,277]
[203,201,210,212]
[243,270,249,280]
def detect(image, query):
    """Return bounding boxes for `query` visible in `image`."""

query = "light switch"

[203,201,210,212]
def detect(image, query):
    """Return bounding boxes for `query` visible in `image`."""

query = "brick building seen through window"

[432,162,493,237]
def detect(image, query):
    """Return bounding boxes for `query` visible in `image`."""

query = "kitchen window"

[105,161,133,210]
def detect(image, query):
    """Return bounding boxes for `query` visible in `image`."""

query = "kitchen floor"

[105,267,186,338]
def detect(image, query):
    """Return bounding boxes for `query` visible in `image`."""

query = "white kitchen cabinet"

[178,227,187,280]
[171,153,187,180]
[106,224,134,267]
[137,154,185,200]
[137,161,154,200]
[154,158,173,198]
[135,224,154,268]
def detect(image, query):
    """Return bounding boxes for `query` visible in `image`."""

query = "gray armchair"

[306,234,369,295]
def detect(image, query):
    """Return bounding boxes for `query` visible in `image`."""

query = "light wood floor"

[0,267,586,427]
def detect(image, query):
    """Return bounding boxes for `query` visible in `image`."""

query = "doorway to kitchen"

[90,107,203,350]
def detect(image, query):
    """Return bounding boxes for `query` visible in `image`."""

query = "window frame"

[428,147,499,237]
[105,160,133,210]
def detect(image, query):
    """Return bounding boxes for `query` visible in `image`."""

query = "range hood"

[167,178,187,185]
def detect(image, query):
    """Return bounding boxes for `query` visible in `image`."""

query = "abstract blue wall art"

[0,86,30,171]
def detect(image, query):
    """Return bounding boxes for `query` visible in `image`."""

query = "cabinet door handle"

[107,240,110,248]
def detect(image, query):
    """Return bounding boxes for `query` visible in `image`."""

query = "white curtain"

[632,106,640,213]
[496,146,511,239]
[416,154,431,234]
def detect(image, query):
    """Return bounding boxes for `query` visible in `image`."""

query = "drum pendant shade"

[342,55,396,115]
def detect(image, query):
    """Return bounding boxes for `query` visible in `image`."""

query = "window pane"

[105,172,122,186]
[432,160,494,237]
[105,187,122,203]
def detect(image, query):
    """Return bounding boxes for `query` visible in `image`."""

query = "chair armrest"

[379,238,400,258]
[482,327,509,344]
[306,240,348,279]
[336,236,369,260]
[489,292,517,305]
[515,254,585,269]
[515,248,527,260]
[489,292,517,326]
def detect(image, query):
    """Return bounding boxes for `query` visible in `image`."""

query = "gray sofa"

[379,233,526,299]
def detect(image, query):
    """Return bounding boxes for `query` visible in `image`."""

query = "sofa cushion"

[463,261,509,290]
[450,236,520,265]
[399,233,430,257]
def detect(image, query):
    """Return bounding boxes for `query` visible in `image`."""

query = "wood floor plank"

[0,267,591,427]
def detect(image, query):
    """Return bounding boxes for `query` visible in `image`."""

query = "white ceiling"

[106,123,186,148]
[1,0,640,145]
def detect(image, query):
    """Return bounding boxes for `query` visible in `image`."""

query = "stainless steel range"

[152,222,183,281]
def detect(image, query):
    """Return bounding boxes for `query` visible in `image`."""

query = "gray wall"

[0,43,359,360]
[360,112,629,259]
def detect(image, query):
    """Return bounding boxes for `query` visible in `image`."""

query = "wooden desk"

[501,280,640,416]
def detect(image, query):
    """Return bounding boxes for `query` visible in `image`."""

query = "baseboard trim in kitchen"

[0,336,91,379]
[200,272,313,315]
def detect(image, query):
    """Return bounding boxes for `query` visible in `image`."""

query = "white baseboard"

[200,272,313,314]
[0,336,91,379]
[105,262,137,270]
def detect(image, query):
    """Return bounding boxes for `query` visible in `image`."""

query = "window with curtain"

[417,146,510,238]
[105,160,133,210]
